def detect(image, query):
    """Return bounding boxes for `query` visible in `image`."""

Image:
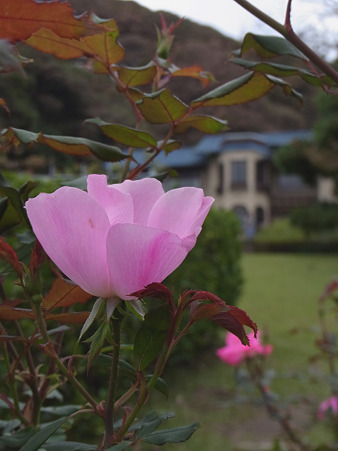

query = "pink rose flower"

[216,331,273,366]
[25,175,214,300]
[317,396,338,420]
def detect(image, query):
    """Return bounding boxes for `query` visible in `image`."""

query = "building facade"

[140,130,337,236]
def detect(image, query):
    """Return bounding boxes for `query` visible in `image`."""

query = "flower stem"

[104,306,124,447]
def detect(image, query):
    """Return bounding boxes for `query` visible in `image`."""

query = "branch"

[233,0,338,84]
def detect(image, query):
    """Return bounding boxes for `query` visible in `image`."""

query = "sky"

[134,0,337,56]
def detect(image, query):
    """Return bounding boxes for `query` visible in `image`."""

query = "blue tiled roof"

[133,130,313,170]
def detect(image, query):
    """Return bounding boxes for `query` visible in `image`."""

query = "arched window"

[232,205,254,238]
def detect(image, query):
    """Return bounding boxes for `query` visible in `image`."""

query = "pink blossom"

[317,396,338,420]
[25,175,213,300]
[216,331,273,366]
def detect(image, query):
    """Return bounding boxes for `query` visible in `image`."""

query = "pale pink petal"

[113,178,164,225]
[26,187,111,297]
[106,223,188,300]
[87,174,133,225]
[216,346,243,366]
[147,188,213,242]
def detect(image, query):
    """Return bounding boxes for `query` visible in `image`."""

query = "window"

[216,163,224,194]
[231,160,247,189]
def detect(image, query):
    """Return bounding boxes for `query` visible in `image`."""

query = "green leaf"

[142,422,200,445]
[115,62,157,87]
[174,115,229,134]
[21,417,69,451]
[137,89,188,124]
[192,72,301,107]
[0,427,37,448]
[105,443,132,450]
[131,411,174,434]
[146,376,169,398]
[86,118,157,148]
[236,33,307,60]
[44,441,96,451]
[2,127,127,163]
[231,57,336,87]
[85,320,112,369]
[133,305,171,370]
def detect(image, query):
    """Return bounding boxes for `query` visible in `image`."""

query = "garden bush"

[290,202,338,236]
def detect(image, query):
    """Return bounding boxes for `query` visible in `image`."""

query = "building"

[135,130,337,236]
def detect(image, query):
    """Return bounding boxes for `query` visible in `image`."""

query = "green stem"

[104,307,124,447]
[14,320,41,425]
[31,302,98,411]
[2,342,29,426]
[233,0,338,84]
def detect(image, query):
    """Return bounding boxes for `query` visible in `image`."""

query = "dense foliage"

[291,202,338,236]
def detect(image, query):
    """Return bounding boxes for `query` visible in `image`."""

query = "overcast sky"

[135,0,337,55]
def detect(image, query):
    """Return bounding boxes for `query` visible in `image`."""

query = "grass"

[144,253,338,450]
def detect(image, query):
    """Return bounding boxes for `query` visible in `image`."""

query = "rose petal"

[147,187,214,243]
[26,187,112,297]
[87,174,133,225]
[113,178,164,225]
[106,223,188,300]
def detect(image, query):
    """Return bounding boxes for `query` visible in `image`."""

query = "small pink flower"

[317,396,338,420]
[216,331,273,366]
[26,175,213,300]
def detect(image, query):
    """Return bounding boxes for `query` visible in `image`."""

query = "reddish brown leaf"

[212,306,258,346]
[30,240,46,279]
[319,279,338,302]
[131,283,174,310]
[45,311,89,324]
[0,305,34,320]
[187,290,225,305]
[0,0,99,43]
[190,303,229,323]
[42,278,92,311]
[172,65,213,87]
[0,236,23,277]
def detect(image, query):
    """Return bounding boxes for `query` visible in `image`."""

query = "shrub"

[290,202,338,236]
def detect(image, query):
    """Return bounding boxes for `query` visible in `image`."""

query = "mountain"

[0,0,317,152]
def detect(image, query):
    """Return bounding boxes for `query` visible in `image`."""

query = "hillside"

[0,0,317,151]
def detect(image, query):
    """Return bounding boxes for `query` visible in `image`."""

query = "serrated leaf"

[0,304,34,321]
[0,0,100,43]
[137,89,188,124]
[171,65,214,86]
[237,33,307,60]
[231,57,336,87]
[133,305,171,370]
[115,63,157,87]
[86,118,157,148]
[192,72,301,107]
[42,278,92,311]
[142,422,200,445]
[2,127,127,162]
[0,236,23,276]
[21,417,68,451]
[174,115,229,134]
[26,28,124,65]
[211,305,258,346]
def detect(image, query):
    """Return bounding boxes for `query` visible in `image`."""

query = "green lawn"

[145,253,338,450]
